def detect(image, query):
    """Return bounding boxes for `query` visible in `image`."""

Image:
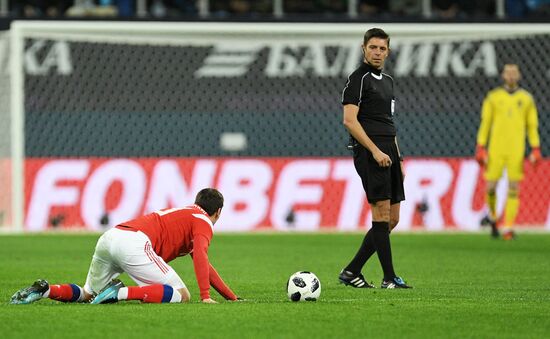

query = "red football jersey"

[121,204,213,263]
[119,204,236,300]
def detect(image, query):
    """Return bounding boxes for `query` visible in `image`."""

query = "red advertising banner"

[23,157,550,232]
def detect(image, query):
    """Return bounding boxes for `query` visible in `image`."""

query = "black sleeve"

[341,71,364,106]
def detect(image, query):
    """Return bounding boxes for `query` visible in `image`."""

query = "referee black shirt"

[341,62,396,137]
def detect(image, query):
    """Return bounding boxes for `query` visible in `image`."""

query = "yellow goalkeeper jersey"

[476,86,540,156]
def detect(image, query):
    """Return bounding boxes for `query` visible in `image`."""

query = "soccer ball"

[286,271,321,302]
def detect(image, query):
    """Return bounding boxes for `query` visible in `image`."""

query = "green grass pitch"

[1,232,550,338]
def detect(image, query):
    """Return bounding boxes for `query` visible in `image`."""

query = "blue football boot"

[381,276,412,289]
[10,279,49,304]
[91,279,125,304]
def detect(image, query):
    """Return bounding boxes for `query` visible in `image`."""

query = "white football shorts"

[83,228,186,295]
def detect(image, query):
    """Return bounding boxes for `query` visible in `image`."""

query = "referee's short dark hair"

[195,188,224,216]
[364,28,390,47]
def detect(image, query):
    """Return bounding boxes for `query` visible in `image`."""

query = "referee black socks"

[372,221,396,281]
[344,229,376,274]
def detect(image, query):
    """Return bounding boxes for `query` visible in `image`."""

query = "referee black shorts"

[352,136,405,205]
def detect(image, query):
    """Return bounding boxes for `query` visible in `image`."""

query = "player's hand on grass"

[373,149,392,167]
[529,147,542,168]
[475,145,488,167]
[201,298,218,304]
[235,297,246,302]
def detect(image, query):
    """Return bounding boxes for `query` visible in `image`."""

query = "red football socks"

[125,285,176,303]
[48,284,83,302]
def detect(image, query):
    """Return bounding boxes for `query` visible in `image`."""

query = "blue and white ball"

[287,271,321,302]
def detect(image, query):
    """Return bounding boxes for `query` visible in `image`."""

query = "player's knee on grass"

[178,288,191,303]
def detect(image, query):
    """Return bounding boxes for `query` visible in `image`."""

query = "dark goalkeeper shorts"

[352,136,405,204]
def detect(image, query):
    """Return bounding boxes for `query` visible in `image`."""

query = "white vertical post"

[496,0,505,19]
[348,0,358,18]
[9,22,25,232]
[0,0,7,16]
[274,0,283,18]
[422,0,432,18]
[136,0,147,17]
[198,0,209,17]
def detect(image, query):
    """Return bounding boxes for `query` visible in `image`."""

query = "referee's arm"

[343,104,391,167]
[395,136,405,179]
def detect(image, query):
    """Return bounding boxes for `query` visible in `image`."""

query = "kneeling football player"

[11,188,240,304]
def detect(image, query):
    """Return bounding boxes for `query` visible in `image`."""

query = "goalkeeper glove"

[529,147,542,166]
[475,145,488,166]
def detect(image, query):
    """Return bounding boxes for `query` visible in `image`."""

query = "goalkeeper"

[475,63,542,240]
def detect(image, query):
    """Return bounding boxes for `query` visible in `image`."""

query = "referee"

[338,28,411,289]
